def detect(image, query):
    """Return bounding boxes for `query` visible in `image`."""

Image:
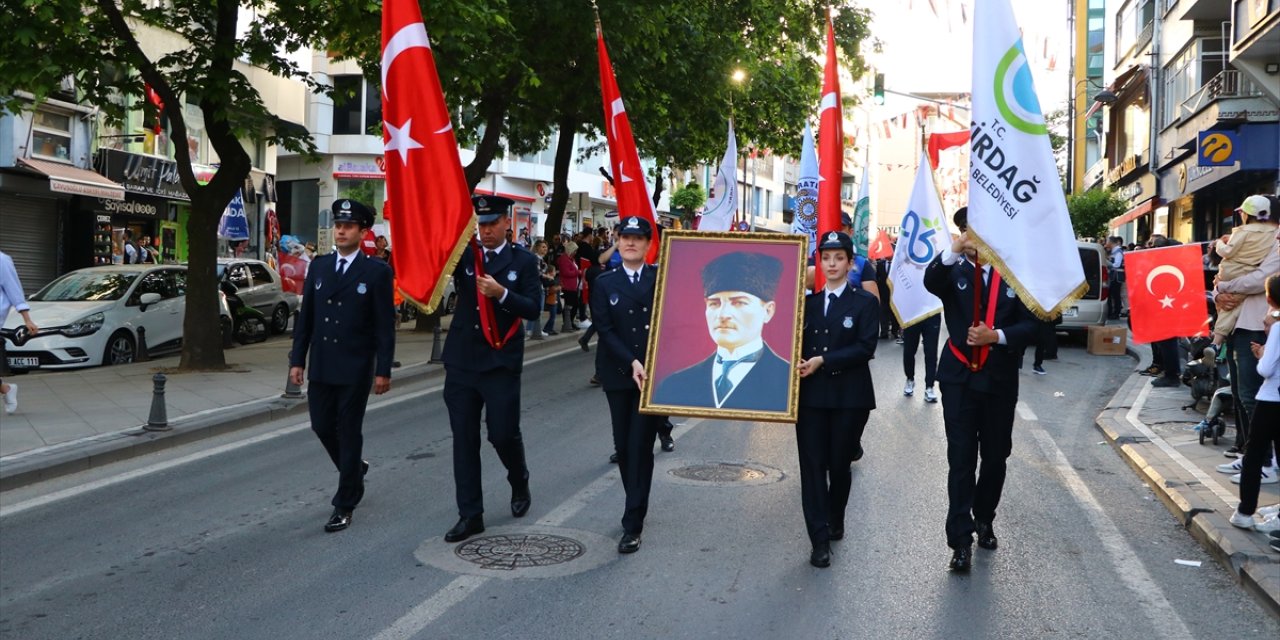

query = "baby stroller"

[1179,338,1233,445]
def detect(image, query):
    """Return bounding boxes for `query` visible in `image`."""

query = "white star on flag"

[384,119,424,164]
[1159,295,1175,308]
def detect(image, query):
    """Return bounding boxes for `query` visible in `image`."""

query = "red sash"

[946,267,1002,372]
[473,243,522,350]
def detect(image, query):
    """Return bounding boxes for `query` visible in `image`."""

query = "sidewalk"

[0,317,589,490]
[1097,338,1279,616]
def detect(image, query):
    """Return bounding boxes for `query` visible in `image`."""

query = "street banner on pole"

[699,120,738,232]
[597,16,659,262]
[217,190,249,241]
[969,0,1085,318]
[790,123,820,249]
[1124,245,1210,344]
[852,166,871,256]
[888,153,949,328]
[381,0,474,313]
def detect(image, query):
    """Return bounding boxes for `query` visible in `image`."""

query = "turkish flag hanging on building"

[597,18,659,263]
[1125,244,1210,343]
[381,0,474,312]
[817,13,844,247]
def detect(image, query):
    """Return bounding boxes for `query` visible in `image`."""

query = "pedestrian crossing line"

[370,418,703,640]
[1015,400,1038,422]
[1124,382,1238,508]
[1030,428,1196,640]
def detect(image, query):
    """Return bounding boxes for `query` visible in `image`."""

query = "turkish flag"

[597,20,659,263]
[927,130,970,169]
[381,0,473,312]
[817,14,844,247]
[1125,244,1210,343]
[868,229,894,260]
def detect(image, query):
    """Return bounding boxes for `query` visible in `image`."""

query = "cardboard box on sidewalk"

[1087,325,1127,355]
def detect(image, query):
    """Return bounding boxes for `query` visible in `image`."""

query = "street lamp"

[730,69,748,228]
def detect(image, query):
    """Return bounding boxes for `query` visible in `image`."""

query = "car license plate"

[6,356,39,368]
[1063,307,1079,318]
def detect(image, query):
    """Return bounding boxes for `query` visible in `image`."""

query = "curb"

[0,332,583,493]
[1094,350,1280,617]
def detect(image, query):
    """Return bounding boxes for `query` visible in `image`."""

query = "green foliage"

[669,181,706,221]
[1066,188,1127,241]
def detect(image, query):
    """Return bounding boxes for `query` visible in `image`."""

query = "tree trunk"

[464,97,508,191]
[178,195,229,369]
[544,117,578,238]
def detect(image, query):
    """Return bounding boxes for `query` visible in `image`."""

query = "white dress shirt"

[711,338,764,407]
[939,247,1007,345]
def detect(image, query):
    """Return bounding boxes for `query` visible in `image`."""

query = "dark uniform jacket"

[441,241,542,374]
[652,345,792,412]
[922,253,1038,392]
[799,287,879,409]
[590,265,655,392]
[290,251,396,384]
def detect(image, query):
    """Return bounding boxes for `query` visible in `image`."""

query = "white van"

[1059,241,1109,333]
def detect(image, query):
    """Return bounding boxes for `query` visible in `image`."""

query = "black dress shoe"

[810,542,831,568]
[578,335,591,352]
[659,432,675,452]
[362,460,370,477]
[609,452,619,464]
[949,546,972,572]
[1151,376,1179,388]
[444,516,484,542]
[975,521,998,550]
[851,445,864,462]
[511,484,531,518]
[829,525,844,541]
[618,532,642,553]
[324,510,352,533]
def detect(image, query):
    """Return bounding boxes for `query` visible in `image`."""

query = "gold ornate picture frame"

[640,230,808,423]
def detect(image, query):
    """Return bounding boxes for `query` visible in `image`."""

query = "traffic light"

[873,73,885,105]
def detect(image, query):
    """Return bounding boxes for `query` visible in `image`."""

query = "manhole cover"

[662,460,784,487]
[454,533,584,571]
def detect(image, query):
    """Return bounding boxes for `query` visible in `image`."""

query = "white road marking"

[0,347,581,517]
[369,418,704,640]
[1015,400,1038,422]
[1030,427,1195,640]
[1125,382,1238,508]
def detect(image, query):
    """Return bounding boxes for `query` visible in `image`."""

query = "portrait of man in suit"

[650,250,793,414]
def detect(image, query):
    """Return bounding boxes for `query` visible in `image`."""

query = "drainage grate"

[453,533,585,571]
[671,463,767,483]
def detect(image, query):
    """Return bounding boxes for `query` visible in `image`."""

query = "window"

[516,131,560,166]
[226,264,251,289]
[248,263,274,286]
[1116,0,1155,57]
[331,75,381,136]
[31,110,72,162]
[1161,38,1228,127]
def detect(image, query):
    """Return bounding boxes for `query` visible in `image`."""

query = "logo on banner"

[900,210,939,265]
[994,39,1047,135]
[1198,132,1237,166]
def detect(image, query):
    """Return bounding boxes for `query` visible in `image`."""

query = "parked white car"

[2,265,191,370]
[215,258,299,334]
[1059,240,1110,333]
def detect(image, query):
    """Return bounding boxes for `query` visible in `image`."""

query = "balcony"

[1179,70,1272,122]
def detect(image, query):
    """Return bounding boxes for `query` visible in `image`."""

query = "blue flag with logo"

[218,189,250,241]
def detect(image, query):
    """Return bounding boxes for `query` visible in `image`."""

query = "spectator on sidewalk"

[1105,236,1124,319]
[527,240,551,340]
[1147,235,1185,388]
[555,241,582,333]
[1228,274,1280,533]
[1,250,39,414]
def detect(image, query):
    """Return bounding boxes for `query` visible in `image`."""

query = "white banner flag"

[889,153,949,328]
[969,0,1084,318]
[698,120,738,232]
[852,166,871,256]
[790,123,819,248]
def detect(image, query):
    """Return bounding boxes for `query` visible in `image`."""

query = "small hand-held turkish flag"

[817,13,844,247]
[382,0,474,312]
[1125,244,1209,343]
[597,17,659,263]
[868,229,894,260]
[927,130,970,169]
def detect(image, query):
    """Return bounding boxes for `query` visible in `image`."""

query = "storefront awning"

[1109,197,1156,229]
[16,157,125,201]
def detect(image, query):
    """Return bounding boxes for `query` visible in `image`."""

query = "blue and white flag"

[218,190,250,241]
[698,120,738,232]
[888,153,949,328]
[969,0,1084,318]
[790,123,819,248]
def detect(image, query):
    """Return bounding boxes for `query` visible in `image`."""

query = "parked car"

[215,258,299,334]
[1059,240,1109,333]
[2,265,191,370]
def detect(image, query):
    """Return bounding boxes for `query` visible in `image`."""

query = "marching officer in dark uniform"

[590,216,663,554]
[922,207,1037,572]
[795,231,880,568]
[441,196,543,543]
[289,198,396,533]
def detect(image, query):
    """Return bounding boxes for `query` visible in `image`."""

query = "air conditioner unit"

[58,76,76,94]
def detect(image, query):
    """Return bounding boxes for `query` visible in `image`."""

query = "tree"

[669,182,706,224]
[1066,188,1126,241]
[2,0,342,369]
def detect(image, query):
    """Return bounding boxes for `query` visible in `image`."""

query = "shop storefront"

[1105,157,1158,243]
[1158,122,1280,243]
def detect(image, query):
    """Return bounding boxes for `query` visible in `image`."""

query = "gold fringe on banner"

[399,213,477,315]
[968,228,1089,322]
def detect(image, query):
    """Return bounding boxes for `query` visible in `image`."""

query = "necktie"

[337,257,348,275]
[826,292,838,316]
[485,250,497,263]
[631,271,640,285]
[714,349,764,402]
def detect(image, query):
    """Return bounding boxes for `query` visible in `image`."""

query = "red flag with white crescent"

[817,14,844,248]
[382,0,474,312]
[1125,245,1209,343]
[868,229,895,260]
[597,20,659,263]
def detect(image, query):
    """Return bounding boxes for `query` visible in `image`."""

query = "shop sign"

[1106,154,1141,185]
[333,156,386,179]
[94,197,161,217]
[1197,131,1238,167]
[93,149,204,200]
[1116,181,1143,202]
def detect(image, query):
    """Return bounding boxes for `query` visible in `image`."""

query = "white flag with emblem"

[790,123,820,248]
[699,120,738,232]
[888,153,949,328]
[968,0,1084,318]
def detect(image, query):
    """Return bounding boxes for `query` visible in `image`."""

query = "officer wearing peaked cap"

[590,216,664,554]
[289,198,395,533]
[439,195,543,543]
[794,230,879,568]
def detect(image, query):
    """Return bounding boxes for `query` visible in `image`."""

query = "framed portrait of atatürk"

[640,230,808,423]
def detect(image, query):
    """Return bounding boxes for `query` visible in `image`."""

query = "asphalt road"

[2,335,1277,639]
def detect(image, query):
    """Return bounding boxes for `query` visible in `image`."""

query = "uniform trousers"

[308,377,372,511]
[444,367,530,518]
[604,389,663,534]
[939,380,1017,548]
[795,406,870,545]
[902,315,941,387]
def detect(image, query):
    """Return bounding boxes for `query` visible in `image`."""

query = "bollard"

[281,371,306,399]
[134,327,150,362]
[144,373,170,431]
[428,323,444,363]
